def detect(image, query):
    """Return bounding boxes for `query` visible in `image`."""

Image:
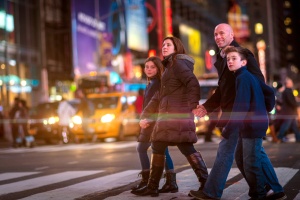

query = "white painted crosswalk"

[0,167,298,200]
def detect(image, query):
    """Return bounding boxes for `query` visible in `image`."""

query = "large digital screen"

[71,0,149,77]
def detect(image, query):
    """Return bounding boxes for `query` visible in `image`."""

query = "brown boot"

[131,154,165,197]
[131,170,150,192]
[186,151,208,190]
[159,172,178,193]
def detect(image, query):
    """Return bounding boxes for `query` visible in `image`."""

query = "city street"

[0,136,299,200]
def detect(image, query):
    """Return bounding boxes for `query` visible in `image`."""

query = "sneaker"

[266,189,274,197]
[266,192,287,200]
[189,190,217,200]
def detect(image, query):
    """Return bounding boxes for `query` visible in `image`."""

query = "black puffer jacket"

[141,54,200,143]
[203,40,265,127]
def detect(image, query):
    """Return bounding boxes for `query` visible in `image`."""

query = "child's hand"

[139,119,150,129]
[192,105,207,117]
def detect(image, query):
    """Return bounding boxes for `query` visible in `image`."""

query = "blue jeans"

[235,137,284,197]
[235,138,267,198]
[137,142,174,171]
[202,129,239,199]
[277,118,300,142]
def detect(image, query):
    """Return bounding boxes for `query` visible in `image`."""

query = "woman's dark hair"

[144,56,164,84]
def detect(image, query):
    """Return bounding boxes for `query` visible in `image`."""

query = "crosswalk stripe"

[0,171,103,195]
[0,172,40,181]
[0,168,298,200]
[219,167,299,200]
[104,168,241,200]
[294,192,300,200]
[19,170,140,200]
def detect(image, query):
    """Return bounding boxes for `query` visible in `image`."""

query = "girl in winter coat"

[131,56,178,194]
[132,36,208,197]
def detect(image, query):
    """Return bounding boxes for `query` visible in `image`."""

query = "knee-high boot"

[131,153,165,197]
[186,151,208,190]
[131,170,150,192]
[159,172,178,193]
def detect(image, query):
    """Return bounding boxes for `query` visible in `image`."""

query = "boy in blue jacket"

[222,46,285,200]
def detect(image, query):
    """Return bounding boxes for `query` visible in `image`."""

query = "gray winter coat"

[141,54,200,143]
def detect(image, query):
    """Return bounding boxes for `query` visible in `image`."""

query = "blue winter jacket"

[222,67,275,139]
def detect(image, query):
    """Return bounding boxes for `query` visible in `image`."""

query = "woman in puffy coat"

[132,36,208,197]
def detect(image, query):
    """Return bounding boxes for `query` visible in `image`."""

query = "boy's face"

[226,52,247,72]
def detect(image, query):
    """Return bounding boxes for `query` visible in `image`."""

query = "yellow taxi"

[69,92,140,142]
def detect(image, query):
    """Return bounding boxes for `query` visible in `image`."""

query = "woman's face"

[144,61,158,78]
[162,39,175,57]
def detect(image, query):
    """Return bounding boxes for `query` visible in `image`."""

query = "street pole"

[38,0,49,103]
[3,0,10,109]
[266,0,275,84]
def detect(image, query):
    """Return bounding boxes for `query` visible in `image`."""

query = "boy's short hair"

[224,46,248,60]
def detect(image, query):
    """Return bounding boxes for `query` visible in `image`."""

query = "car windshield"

[91,97,119,109]
[29,102,59,117]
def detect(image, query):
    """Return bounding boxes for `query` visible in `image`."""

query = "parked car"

[28,99,80,144]
[28,102,60,144]
[69,92,140,142]
[195,78,219,135]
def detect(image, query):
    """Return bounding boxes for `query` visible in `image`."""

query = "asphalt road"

[0,135,299,199]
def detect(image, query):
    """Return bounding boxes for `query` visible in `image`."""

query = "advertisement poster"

[71,0,148,77]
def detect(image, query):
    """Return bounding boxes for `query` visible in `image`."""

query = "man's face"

[214,24,234,49]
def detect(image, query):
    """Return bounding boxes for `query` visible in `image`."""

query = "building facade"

[1,0,299,111]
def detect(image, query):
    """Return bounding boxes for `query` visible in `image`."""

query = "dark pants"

[151,141,197,157]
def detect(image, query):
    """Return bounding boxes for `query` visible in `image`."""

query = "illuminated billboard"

[71,0,149,77]
[179,24,204,78]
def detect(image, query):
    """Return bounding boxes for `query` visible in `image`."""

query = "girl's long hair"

[144,56,164,85]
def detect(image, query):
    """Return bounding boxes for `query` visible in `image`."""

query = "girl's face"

[226,52,247,72]
[162,39,175,57]
[144,61,158,78]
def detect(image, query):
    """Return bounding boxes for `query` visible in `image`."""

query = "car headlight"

[194,116,199,123]
[204,115,209,121]
[48,116,59,124]
[101,114,115,123]
[72,115,82,125]
[43,116,59,125]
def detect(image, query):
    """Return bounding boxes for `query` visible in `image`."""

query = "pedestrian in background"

[203,88,221,142]
[190,23,286,200]
[132,36,208,197]
[276,77,300,143]
[76,89,95,142]
[57,98,76,143]
[0,105,4,140]
[131,56,177,194]
[9,97,20,147]
[268,83,285,143]
[134,88,144,118]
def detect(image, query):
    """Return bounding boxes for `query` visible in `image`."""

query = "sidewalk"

[0,138,12,148]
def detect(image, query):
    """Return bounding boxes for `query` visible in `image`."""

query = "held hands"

[139,119,150,129]
[192,105,207,117]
